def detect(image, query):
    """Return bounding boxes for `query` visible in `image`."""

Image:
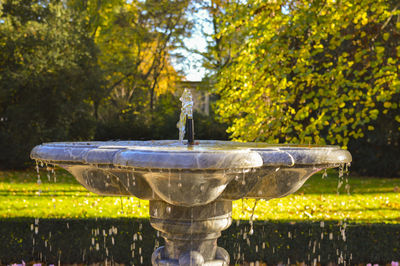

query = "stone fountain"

[31,90,351,266]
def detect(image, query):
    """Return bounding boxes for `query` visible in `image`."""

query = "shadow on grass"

[0,218,399,265]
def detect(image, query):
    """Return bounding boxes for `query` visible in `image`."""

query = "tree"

[0,0,100,168]
[69,0,192,121]
[214,0,400,149]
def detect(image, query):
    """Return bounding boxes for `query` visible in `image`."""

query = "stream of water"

[177,88,193,142]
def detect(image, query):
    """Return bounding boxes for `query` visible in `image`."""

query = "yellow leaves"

[361,13,369,26]
[369,109,379,120]
[278,77,287,90]
[288,106,296,115]
[214,0,400,147]
[383,33,390,41]
[353,12,368,26]
[313,43,324,49]
[375,46,385,55]
[383,102,391,108]
[387,57,396,65]
[347,61,354,67]
[368,125,374,131]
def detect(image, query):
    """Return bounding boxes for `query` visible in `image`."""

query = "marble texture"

[150,200,231,265]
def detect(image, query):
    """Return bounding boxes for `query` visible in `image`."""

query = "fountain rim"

[30,140,342,150]
[30,140,351,170]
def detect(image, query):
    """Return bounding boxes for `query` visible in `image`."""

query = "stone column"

[150,200,232,266]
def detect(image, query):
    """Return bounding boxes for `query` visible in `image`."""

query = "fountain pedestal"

[150,200,231,266]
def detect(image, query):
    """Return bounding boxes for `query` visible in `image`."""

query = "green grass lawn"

[1,168,399,223]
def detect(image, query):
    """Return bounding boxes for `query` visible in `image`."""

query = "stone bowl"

[31,140,351,207]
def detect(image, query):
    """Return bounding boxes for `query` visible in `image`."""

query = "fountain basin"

[31,140,351,206]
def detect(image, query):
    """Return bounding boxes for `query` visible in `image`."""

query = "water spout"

[177,88,194,144]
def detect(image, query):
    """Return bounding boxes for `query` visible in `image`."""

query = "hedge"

[0,218,399,265]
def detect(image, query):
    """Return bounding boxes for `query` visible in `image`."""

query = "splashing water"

[248,199,259,235]
[177,88,193,142]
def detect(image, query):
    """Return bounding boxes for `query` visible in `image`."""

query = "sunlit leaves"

[69,0,191,119]
[214,0,400,147]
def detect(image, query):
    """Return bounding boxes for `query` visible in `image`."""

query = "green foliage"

[95,93,181,140]
[192,109,229,140]
[0,0,200,169]
[71,0,192,118]
[214,0,400,150]
[94,92,228,141]
[0,0,100,168]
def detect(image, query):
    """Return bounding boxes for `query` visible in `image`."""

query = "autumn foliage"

[215,0,400,148]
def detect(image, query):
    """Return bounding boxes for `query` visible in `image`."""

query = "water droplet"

[322,169,328,179]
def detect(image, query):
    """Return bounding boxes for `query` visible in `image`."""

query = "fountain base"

[150,200,232,266]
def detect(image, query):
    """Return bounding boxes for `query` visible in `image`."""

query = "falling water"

[337,164,344,195]
[322,169,328,179]
[35,160,42,195]
[336,163,352,264]
[51,166,57,183]
[248,199,259,235]
[345,162,351,195]
[177,88,194,142]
